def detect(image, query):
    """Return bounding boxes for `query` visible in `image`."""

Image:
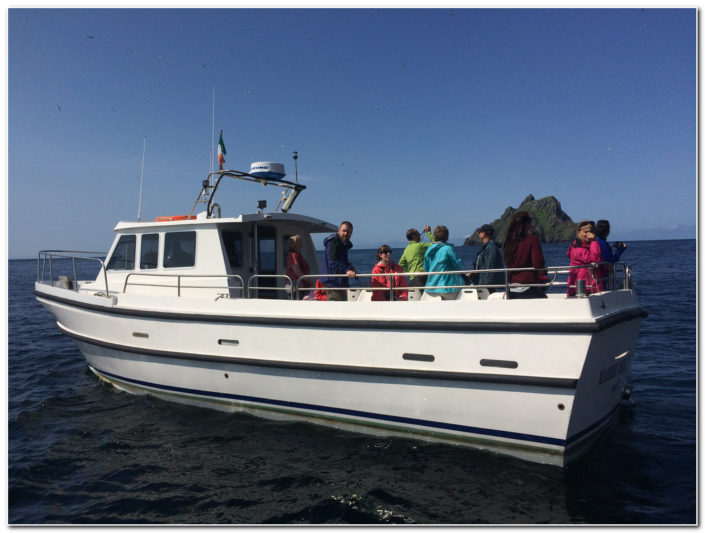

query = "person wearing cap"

[471,224,505,293]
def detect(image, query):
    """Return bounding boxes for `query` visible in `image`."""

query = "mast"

[137,136,146,221]
[210,85,215,178]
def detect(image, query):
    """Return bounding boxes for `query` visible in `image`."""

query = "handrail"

[190,169,307,218]
[296,262,624,298]
[123,272,245,297]
[36,251,632,302]
[37,250,109,296]
[247,274,294,299]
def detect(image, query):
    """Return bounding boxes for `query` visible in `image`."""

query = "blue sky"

[7,8,696,258]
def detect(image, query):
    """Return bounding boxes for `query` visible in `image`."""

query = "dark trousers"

[508,287,548,299]
[409,276,426,288]
[324,284,348,301]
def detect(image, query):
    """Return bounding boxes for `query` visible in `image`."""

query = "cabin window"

[282,234,292,265]
[221,230,243,268]
[106,235,136,271]
[163,231,196,268]
[140,233,159,270]
[255,226,277,299]
[107,235,136,270]
[258,227,276,274]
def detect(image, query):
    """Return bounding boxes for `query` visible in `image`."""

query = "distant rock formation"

[463,194,578,246]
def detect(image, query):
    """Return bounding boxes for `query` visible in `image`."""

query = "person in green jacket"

[399,225,434,288]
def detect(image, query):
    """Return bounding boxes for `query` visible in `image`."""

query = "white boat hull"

[35,284,644,466]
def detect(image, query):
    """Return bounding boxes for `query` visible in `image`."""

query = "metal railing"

[247,274,294,299]
[37,250,632,302]
[122,273,245,297]
[292,261,628,300]
[37,250,109,295]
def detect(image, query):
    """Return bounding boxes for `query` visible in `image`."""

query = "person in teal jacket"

[423,226,466,299]
[399,225,434,288]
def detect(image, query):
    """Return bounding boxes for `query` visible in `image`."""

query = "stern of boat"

[564,293,645,458]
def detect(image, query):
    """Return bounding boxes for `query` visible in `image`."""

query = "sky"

[7,7,696,258]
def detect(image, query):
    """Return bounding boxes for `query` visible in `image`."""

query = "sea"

[8,240,696,524]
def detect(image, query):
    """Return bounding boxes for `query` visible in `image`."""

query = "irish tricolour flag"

[218,131,227,170]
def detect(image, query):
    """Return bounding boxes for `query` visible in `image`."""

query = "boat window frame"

[163,230,197,269]
[139,233,160,270]
[281,233,293,267]
[257,225,277,275]
[220,229,244,270]
[106,234,137,271]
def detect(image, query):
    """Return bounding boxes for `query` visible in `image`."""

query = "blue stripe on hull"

[91,365,567,447]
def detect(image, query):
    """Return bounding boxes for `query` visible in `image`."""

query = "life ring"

[155,215,196,222]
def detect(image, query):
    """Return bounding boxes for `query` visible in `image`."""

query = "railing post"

[102,261,109,295]
[72,257,78,291]
[623,265,632,290]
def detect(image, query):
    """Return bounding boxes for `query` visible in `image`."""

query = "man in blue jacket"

[471,224,505,293]
[320,221,356,301]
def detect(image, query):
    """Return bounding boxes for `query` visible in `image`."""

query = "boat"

[34,157,647,466]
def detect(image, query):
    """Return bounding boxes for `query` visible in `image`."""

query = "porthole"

[403,353,435,362]
[218,339,239,346]
[480,359,518,369]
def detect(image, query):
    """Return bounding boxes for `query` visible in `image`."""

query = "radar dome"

[250,162,286,180]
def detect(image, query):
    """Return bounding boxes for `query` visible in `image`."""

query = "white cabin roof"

[114,211,338,233]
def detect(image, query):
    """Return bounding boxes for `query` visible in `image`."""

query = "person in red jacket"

[502,211,549,299]
[371,245,408,301]
[566,220,604,297]
[285,234,311,299]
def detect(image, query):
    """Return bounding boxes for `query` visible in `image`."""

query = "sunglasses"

[380,250,391,254]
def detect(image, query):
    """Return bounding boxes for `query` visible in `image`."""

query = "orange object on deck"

[155,215,196,222]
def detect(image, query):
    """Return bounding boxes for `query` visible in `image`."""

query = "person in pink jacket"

[371,245,408,301]
[567,220,604,297]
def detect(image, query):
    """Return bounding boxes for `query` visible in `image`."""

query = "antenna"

[293,151,298,184]
[210,85,215,178]
[137,136,146,221]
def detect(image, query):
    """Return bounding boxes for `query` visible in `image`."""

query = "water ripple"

[8,244,696,524]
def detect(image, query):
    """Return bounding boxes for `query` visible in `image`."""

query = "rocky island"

[463,194,578,246]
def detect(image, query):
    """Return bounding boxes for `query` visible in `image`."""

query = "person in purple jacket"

[595,219,627,289]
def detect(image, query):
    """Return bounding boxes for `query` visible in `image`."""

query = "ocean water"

[9,240,696,524]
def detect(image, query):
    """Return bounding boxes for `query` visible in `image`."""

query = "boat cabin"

[98,212,336,298]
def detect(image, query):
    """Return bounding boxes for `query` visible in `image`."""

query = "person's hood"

[375,260,397,270]
[323,233,352,248]
[425,241,448,261]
